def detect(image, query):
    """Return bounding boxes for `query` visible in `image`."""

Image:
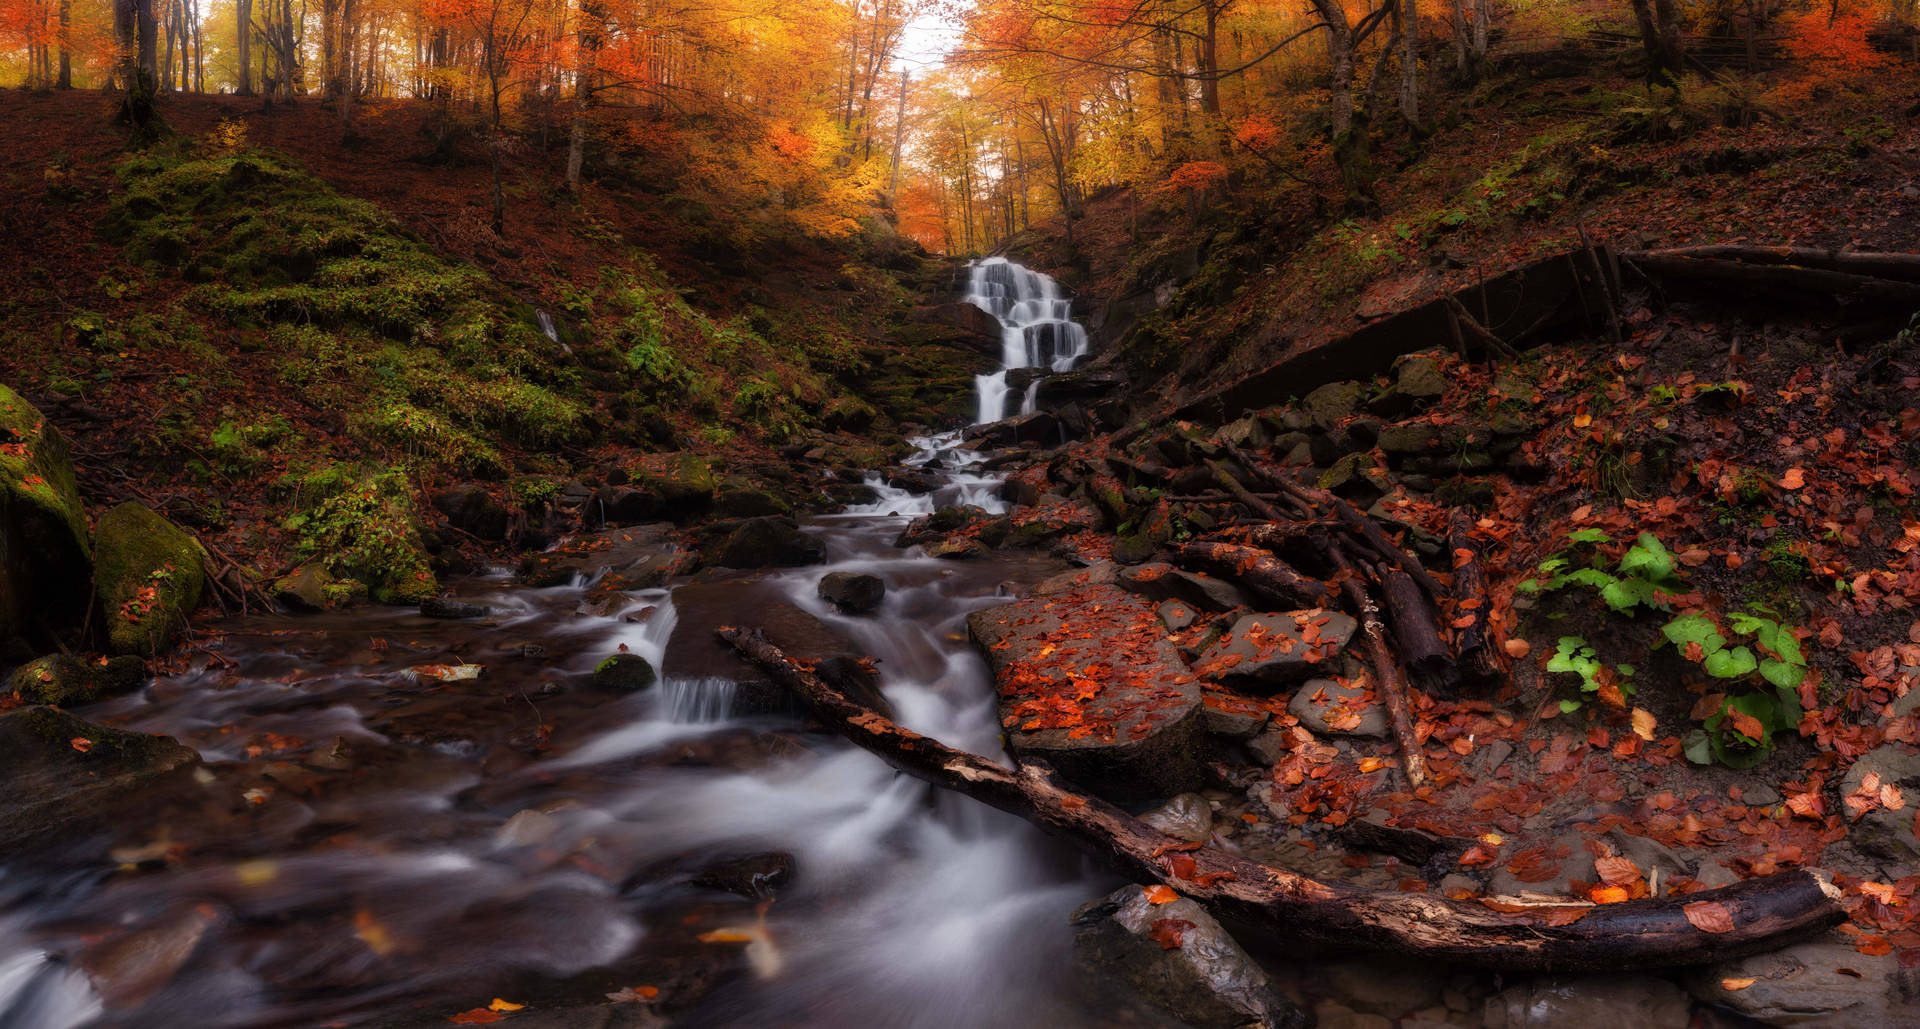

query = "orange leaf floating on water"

[487,1000,524,1012]
[448,1011,507,1025]
[1683,901,1736,934]
[1720,977,1757,991]
[1142,885,1179,905]
[1857,935,1893,956]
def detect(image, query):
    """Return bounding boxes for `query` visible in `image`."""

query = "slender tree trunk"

[236,0,252,94]
[567,0,605,187]
[1400,0,1419,127]
[56,0,72,88]
[887,68,909,197]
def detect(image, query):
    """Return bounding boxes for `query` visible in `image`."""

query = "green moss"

[10,654,147,706]
[93,503,207,656]
[0,385,89,555]
[281,466,438,605]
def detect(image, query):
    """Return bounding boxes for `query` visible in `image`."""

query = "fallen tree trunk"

[1173,541,1339,610]
[1448,510,1504,687]
[1626,245,1920,284]
[1379,567,1454,693]
[718,627,1847,972]
[1336,556,1431,788]
[1622,253,1920,304]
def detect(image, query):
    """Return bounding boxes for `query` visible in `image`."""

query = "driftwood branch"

[1172,541,1339,610]
[1335,553,1430,788]
[716,626,1846,972]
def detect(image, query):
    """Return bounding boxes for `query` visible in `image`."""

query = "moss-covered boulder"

[0,706,200,853]
[93,503,207,656]
[0,385,92,644]
[10,653,148,706]
[629,452,717,521]
[591,652,656,691]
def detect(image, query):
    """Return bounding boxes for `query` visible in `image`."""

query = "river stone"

[93,503,207,656]
[1191,611,1356,690]
[1072,885,1307,1029]
[968,585,1204,802]
[0,706,200,853]
[1317,958,1448,1017]
[1486,830,1597,898]
[80,902,224,1010]
[1139,793,1214,843]
[520,524,682,587]
[1304,381,1368,431]
[430,485,511,540]
[421,596,490,619]
[1200,693,1269,739]
[817,572,885,614]
[592,653,656,692]
[1034,562,1120,596]
[1287,677,1389,739]
[1680,936,1904,1027]
[0,385,92,646]
[1116,563,1253,613]
[1839,743,1920,858]
[691,851,795,899]
[701,517,824,569]
[10,653,147,707]
[927,538,985,560]
[1484,976,1690,1028]
[1157,599,1199,632]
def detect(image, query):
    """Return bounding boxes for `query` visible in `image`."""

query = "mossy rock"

[630,452,717,520]
[0,705,200,854]
[10,653,147,706]
[592,652,657,691]
[93,503,207,656]
[0,385,92,641]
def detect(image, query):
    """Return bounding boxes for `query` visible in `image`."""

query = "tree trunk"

[115,0,162,135]
[1399,0,1420,127]
[716,626,1848,972]
[567,0,605,188]
[56,0,71,89]
[887,69,909,197]
[235,0,252,95]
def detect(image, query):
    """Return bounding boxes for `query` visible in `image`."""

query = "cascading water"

[968,257,1088,425]
[0,260,1108,1029]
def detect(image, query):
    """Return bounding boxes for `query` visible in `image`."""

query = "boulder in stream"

[430,485,511,541]
[1072,884,1307,1029]
[0,384,93,645]
[699,517,824,569]
[93,502,207,656]
[817,571,885,614]
[968,585,1203,802]
[1679,934,1908,1027]
[592,653,657,692]
[10,653,147,706]
[0,706,200,853]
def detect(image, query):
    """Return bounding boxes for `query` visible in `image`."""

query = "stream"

[0,260,1127,1028]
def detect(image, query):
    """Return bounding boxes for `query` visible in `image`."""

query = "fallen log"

[1379,568,1455,693]
[1626,245,1920,285]
[1172,541,1339,610]
[1448,511,1505,687]
[717,627,1847,971]
[1622,253,1920,304]
[1335,556,1430,789]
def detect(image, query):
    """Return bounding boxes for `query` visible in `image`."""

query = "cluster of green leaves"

[1544,637,1635,714]
[1662,608,1810,768]
[1521,529,1686,613]
[279,465,437,605]
[1524,530,1810,767]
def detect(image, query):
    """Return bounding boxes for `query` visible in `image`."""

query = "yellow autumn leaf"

[697,929,757,943]
[1720,977,1757,991]
[488,999,525,1012]
[1631,708,1657,741]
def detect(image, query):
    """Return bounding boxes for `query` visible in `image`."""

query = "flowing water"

[0,263,1125,1028]
[969,257,1089,424]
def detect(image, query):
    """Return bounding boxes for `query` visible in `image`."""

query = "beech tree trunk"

[717,627,1847,972]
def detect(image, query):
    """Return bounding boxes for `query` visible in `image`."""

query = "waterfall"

[965,258,1088,425]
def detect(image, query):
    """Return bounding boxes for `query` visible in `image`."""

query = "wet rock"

[884,467,941,495]
[1303,381,1368,431]
[1072,885,1307,1029]
[817,572,885,614]
[627,452,718,521]
[1199,695,1269,739]
[0,384,92,644]
[966,410,1061,448]
[80,902,223,1010]
[1191,611,1357,690]
[1157,599,1199,632]
[692,851,795,899]
[594,486,662,524]
[1318,958,1448,1017]
[593,653,657,692]
[1287,677,1389,739]
[896,504,988,546]
[272,564,358,611]
[0,706,200,852]
[431,485,511,540]
[1680,935,1905,1027]
[1002,500,1102,548]
[1486,831,1596,898]
[1337,811,1460,865]
[519,525,683,587]
[968,585,1204,802]
[1139,793,1214,843]
[1034,562,1119,596]
[1839,743,1920,858]
[421,596,490,619]
[713,486,789,518]
[496,807,566,849]
[1601,828,1690,895]
[93,503,206,656]
[10,653,147,706]
[1484,976,1690,1028]
[927,538,986,560]
[1116,563,1252,613]
[701,517,824,569]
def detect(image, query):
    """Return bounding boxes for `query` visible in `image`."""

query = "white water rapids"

[0,260,1122,1028]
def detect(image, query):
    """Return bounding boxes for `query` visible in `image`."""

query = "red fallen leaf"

[1780,468,1805,490]
[69,737,92,753]
[1594,856,1640,886]
[1503,638,1530,659]
[1061,796,1087,811]
[1857,935,1893,956]
[1191,871,1236,887]
[1683,901,1736,934]
[449,1010,507,1024]
[1142,885,1179,905]
[1165,853,1199,879]
[1150,840,1204,858]
[1148,918,1198,949]
[1537,906,1592,926]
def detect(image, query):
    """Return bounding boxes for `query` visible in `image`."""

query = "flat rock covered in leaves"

[968,584,1204,801]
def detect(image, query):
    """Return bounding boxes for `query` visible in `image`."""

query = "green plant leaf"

[1558,698,1583,713]
[1759,659,1804,690]
[1683,729,1713,765]
[1662,612,1725,654]
[1565,529,1611,544]
[1704,646,1758,678]
[1600,577,1655,612]
[1618,532,1677,584]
